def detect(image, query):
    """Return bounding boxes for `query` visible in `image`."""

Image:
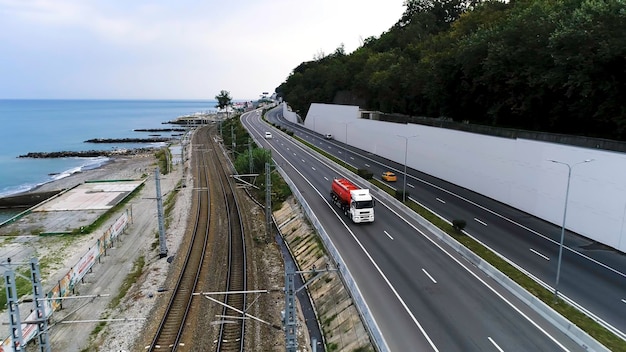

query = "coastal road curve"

[242,109,586,352]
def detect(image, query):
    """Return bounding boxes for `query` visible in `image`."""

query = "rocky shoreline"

[85,137,172,143]
[134,128,186,132]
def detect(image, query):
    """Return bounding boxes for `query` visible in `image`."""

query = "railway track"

[213,129,247,352]
[148,131,211,351]
[148,125,247,351]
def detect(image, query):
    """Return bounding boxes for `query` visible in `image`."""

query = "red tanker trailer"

[330,178,375,223]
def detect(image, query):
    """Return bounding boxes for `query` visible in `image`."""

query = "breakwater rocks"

[85,137,172,143]
[134,128,186,132]
[18,148,154,158]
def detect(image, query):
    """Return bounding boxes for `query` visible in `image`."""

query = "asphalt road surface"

[265,107,626,340]
[242,109,589,352]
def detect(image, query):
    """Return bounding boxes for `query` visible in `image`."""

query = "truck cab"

[348,190,375,223]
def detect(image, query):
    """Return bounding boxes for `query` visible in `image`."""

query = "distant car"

[265,132,273,139]
[382,171,397,182]
[324,134,333,140]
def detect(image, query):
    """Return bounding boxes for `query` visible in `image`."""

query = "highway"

[241,109,589,351]
[276,109,626,340]
[261,106,626,341]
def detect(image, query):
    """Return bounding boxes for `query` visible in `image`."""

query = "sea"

[0,99,217,222]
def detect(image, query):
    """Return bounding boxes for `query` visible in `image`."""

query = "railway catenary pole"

[248,138,253,174]
[30,257,50,352]
[155,167,168,258]
[2,258,52,352]
[284,263,337,352]
[231,125,235,150]
[4,269,25,351]
[265,161,272,237]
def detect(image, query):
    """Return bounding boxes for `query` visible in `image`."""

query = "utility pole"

[248,138,253,174]
[4,267,24,351]
[231,125,236,150]
[30,257,50,352]
[165,148,170,174]
[3,257,51,352]
[284,261,297,351]
[155,167,168,258]
[265,161,272,237]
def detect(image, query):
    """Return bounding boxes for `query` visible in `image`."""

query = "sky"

[0,0,406,100]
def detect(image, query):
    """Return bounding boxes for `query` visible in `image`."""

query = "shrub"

[394,190,409,201]
[452,219,467,231]
[357,169,373,179]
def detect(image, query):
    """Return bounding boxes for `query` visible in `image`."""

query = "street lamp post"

[549,158,593,302]
[398,135,417,202]
[344,123,348,165]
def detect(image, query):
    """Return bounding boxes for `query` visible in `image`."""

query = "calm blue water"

[0,100,216,220]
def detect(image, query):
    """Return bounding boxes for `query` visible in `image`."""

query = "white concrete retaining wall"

[305,103,626,252]
[281,102,299,123]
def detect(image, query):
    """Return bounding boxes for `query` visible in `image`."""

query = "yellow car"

[382,171,397,182]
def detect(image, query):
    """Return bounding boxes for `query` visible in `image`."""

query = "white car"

[264,132,273,139]
[324,134,333,140]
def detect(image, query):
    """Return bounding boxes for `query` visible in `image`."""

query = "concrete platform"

[0,180,144,235]
[35,181,143,212]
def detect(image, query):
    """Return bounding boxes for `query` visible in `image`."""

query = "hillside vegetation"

[276,0,626,140]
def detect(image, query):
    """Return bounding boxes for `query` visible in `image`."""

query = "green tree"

[548,0,626,138]
[215,90,233,117]
[234,148,272,175]
[275,0,626,140]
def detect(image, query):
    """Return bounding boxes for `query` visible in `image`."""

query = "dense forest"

[275,0,626,140]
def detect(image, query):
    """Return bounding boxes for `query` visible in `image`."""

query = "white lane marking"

[266,145,431,351]
[324,176,329,181]
[474,218,488,226]
[312,167,316,171]
[422,269,437,284]
[301,159,306,163]
[364,162,369,166]
[378,203,571,351]
[530,248,550,261]
[408,183,415,188]
[408,169,626,280]
[488,337,504,352]
[621,299,626,304]
[251,113,567,349]
[384,231,394,240]
[436,198,446,204]
[413,199,626,341]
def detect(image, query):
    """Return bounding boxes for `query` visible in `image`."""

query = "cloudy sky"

[0,0,406,100]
